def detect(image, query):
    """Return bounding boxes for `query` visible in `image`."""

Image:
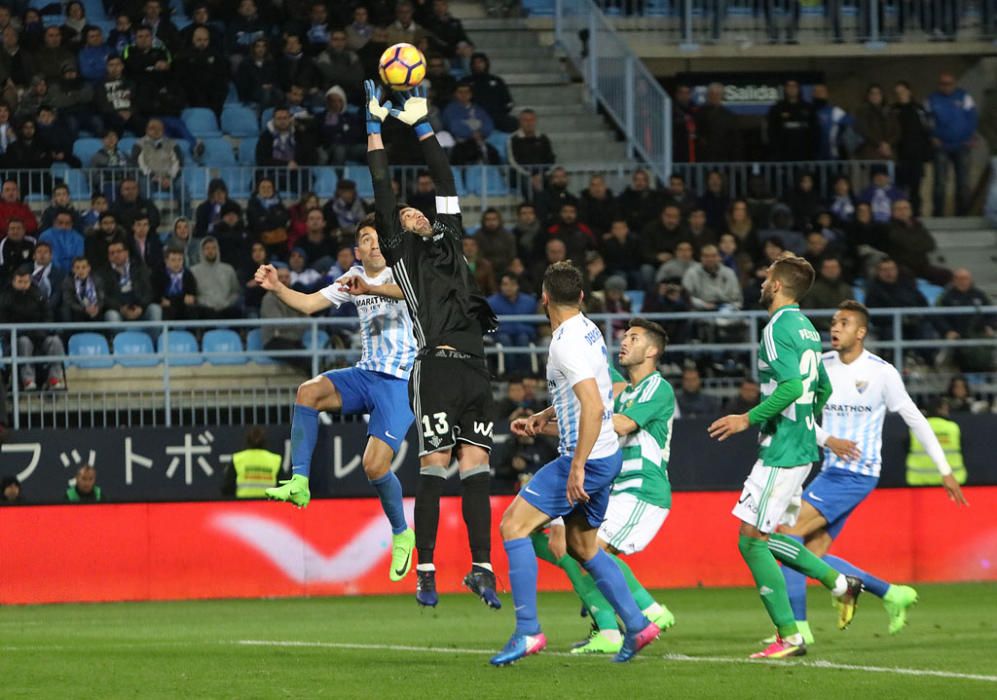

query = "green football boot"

[646,604,676,631]
[883,584,918,635]
[570,629,623,655]
[265,474,311,508]
[389,528,416,582]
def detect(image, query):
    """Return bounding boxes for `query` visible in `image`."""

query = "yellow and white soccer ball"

[378,42,427,91]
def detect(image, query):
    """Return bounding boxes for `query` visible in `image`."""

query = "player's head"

[541,261,583,314]
[830,300,869,352]
[355,213,385,272]
[399,206,432,237]
[619,317,668,369]
[760,252,814,308]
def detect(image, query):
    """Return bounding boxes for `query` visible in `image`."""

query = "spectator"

[33,25,75,82]
[801,257,851,330]
[260,266,309,368]
[283,247,320,292]
[947,376,989,414]
[487,272,537,372]
[927,72,977,216]
[695,82,742,162]
[62,255,105,322]
[77,27,112,84]
[38,184,78,234]
[601,275,631,332]
[174,26,229,117]
[318,85,365,165]
[665,173,697,217]
[853,83,899,161]
[385,1,426,47]
[935,268,996,371]
[180,4,224,49]
[671,84,697,163]
[698,170,730,233]
[465,52,515,132]
[192,237,241,319]
[886,199,951,286]
[36,105,83,167]
[0,266,66,390]
[828,175,856,223]
[194,178,236,238]
[717,232,747,277]
[297,209,338,269]
[617,168,664,233]
[313,29,364,98]
[642,280,691,349]
[533,166,577,226]
[425,53,457,109]
[508,108,555,182]
[784,172,820,233]
[48,62,99,137]
[356,26,390,79]
[578,174,617,238]
[0,181,38,235]
[83,213,125,270]
[476,208,516,275]
[107,13,135,56]
[95,56,142,136]
[247,178,291,258]
[493,374,544,424]
[425,0,474,61]
[323,245,357,282]
[681,244,743,310]
[89,133,131,192]
[39,210,84,272]
[767,79,817,161]
[100,238,162,325]
[0,103,14,161]
[529,237,567,291]
[1,475,22,505]
[123,25,170,81]
[846,201,889,270]
[213,201,253,268]
[656,240,696,283]
[133,118,183,195]
[640,203,689,269]
[864,257,931,340]
[345,5,375,51]
[812,83,852,160]
[30,242,64,313]
[256,106,315,173]
[601,218,643,289]
[724,378,761,414]
[300,1,334,57]
[1,25,30,90]
[111,178,161,232]
[493,423,557,494]
[16,74,51,123]
[239,241,269,318]
[892,81,934,217]
[235,37,281,107]
[153,247,199,320]
[128,214,164,271]
[512,201,541,260]
[140,0,181,53]
[5,119,52,182]
[585,250,608,292]
[66,464,103,502]
[758,204,805,255]
[0,219,36,283]
[686,208,715,248]
[537,202,594,268]
[462,236,496,295]
[226,0,271,61]
[803,230,830,270]
[676,367,719,419]
[442,82,496,165]
[165,217,200,267]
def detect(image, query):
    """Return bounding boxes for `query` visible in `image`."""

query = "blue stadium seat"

[181,108,222,138]
[627,289,645,314]
[917,279,944,306]
[55,168,92,200]
[238,136,258,164]
[260,107,275,129]
[183,167,210,199]
[113,331,159,367]
[119,136,137,154]
[157,330,201,366]
[344,166,375,198]
[82,0,107,19]
[201,137,236,165]
[72,138,103,165]
[68,333,114,369]
[486,131,510,164]
[852,285,866,304]
[314,168,338,198]
[215,167,253,198]
[224,82,239,105]
[302,328,330,350]
[463,167,509,196]
[221,105,260,138]
[246,328,276,365]
[202,329,247,365]
[451,167,468,197]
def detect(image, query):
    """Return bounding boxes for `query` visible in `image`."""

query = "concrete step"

[923,216,992,230]
[509,83,584,106]
[553,140,630,163]
[468,46,554,60]
[932,230,997,249]
[451,1,487,19]
[468,31,545,48]
[501,72,568,85]
[489,57,567,74]
[462,18,528,30]
[545,129,619,144]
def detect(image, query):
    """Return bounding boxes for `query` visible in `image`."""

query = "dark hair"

[517,202,535,213]
[499,272,520,286]
[165,246,184,258]
[356,212,377,243]
[71,255,87,265]
[628,317,668,357]
[52,183,69,194]
[837,299,870,329]
[13,264,31,277]
[769,252,815,301]
[107,239,127,252]
[245,425,267,450]
[542,261,584,306]
[34,241,52,251]
[6,216,22,228]
[895,79,912,90]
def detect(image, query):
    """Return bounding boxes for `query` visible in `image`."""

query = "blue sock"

[823,554,891,598]
[369,471,407,535]
[782,541,809,621]
[583,549,646,633]
[291,404,320,478]
[504,537,541,636]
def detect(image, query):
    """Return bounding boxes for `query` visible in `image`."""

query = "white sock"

[472,562,493,572]
[598,629,622,643]
[416,563,435,572]
[642,602,663,617]
[830,574,848,597]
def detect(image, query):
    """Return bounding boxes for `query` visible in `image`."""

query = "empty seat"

[215,167,253,198]
[344,166,374,198]
[157,330,201,366]
[245,328,276,365]
[627,289,645,314]
[68,333,114,369]
[238,136,259,164]
[202,329,247,365]
[463,167,509,196]
[314,168,338,198]
[917,279,944,306]
[259,107,275,129]
[113,330,159,367]
[200,137,236,166]
[181,107,222,138]
[72,138,103,165]
[302,328,330,350]
[486,131,510,164]
[221,104,260,138]
[182,166,210,199]
[51,167,92,200]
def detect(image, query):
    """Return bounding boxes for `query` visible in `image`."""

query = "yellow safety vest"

[232,449,282,499]
[906,417,967,486]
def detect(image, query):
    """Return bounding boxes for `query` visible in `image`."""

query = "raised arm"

[364,80,403,257]
[390,85,459,202]
[255,264,333,315]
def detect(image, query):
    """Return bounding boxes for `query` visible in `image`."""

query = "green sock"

[608,553,657,610]
[530,533,618,632]
[767,534,840,589]
[738,535,799,639]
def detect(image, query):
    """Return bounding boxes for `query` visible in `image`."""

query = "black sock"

[415,472,445,565]
[460,472,492,564]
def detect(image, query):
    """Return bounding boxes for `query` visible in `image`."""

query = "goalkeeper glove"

[364,79,391,135]
[389,85,433,138]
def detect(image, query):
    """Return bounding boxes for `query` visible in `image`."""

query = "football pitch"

[3,583,996,699]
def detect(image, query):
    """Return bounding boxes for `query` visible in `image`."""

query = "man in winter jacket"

[766,79,818,161]
[927,72,978,216]
[892,81,934,216]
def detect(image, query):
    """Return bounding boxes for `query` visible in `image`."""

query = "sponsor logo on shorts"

[737,491,758,514]
[808,492,823,502]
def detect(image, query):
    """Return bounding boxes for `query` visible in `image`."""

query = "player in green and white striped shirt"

[532,318,675,654]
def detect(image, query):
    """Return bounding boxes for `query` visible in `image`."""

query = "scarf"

[76,276,97,306]
[167,268,183,296]
[257,195,280,210]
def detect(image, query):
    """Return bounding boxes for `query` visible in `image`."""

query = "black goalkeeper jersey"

[368,142,497,357]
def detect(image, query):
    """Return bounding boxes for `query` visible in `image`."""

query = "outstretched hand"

[389,84,430,128]
[364,79,391,134]
[254,264,280,291]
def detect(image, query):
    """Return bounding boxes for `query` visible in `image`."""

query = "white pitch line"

[236,640,997,683]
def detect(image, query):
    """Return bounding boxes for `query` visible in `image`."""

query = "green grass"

[3,584,996,699]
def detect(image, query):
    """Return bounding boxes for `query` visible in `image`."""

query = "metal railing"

[584,1,997,46]
[2,306,994,429]
[554,0,673,181]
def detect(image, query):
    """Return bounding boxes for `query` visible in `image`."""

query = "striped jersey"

[757,304,828,467]
[612,370,674,509]
[318,266,416,380]
[547,313,619,460]
[820,349,914,478]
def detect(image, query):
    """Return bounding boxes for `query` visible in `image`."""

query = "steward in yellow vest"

[223,426,282,498]
[906,398,967,487]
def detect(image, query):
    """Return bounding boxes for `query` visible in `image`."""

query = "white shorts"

[598,492,670,555]
[732,461,812,534]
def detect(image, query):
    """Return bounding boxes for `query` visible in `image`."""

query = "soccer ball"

[378,43,426,91]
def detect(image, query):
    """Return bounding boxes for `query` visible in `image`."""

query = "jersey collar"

[770,303,799,315]
[627,370,662,393]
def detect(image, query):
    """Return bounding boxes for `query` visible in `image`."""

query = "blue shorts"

[803,468,879,539]
[323,367,414,454]
[520,451,623,528]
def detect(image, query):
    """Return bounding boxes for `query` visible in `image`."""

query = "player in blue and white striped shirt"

[776,301,968,643]
[256,213,418,582]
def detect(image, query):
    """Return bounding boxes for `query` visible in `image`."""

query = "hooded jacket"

[191,237,240,311]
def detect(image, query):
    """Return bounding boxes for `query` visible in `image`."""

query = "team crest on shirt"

[855,380,869,394]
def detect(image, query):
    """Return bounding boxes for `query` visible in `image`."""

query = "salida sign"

[678,71,824,115]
